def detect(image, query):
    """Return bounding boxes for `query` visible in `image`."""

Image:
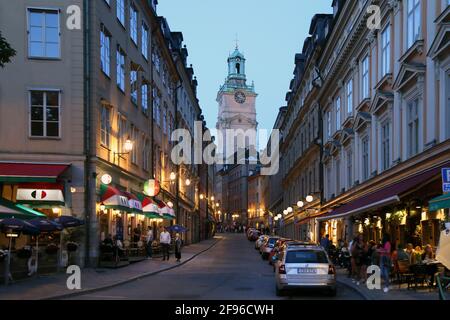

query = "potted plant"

[66,241,78,252]
[17,246,32,259]
[46,243,58,255]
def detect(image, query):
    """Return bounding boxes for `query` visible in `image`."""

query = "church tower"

[216,47,258,158]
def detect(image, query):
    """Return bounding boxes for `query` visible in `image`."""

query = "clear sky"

[158,0,333,142]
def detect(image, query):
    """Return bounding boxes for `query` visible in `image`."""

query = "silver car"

[274,244,336,296]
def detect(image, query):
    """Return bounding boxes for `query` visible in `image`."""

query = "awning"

[154,198,175,220]
[318,162,450,221]
[0,163,70,182]
[137,194,162,219]
[429,194,450,212]
[99,184,132,212]
[122,191,143,214]
[15,182,65,206]
[0,198,46,220]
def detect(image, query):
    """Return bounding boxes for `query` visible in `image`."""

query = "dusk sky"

[158,0,333,145]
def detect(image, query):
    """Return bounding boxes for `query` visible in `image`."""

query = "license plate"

[298,268,317,274]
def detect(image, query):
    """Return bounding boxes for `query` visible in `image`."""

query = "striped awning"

[137,194,162,219]
[0,198,46,220]
[154,199,175,220]
[99,184,132,212]
[0,162,70,182]
[122,191,143,214]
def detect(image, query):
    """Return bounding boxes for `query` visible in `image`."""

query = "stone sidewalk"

[0,237,221,300]
[336,268,448,300]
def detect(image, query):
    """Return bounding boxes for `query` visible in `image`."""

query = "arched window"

[236,63,240,74]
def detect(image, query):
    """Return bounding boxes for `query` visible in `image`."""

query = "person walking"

[175,233,182,263]
[160,227,171,261]
[320,234,331,252]
[145,226,153,259]
[378,234,392,293]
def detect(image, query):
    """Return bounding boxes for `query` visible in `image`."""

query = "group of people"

[102,225,183,263]
[319,233,438,293]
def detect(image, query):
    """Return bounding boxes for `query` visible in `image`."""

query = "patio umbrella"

[167,225,187,233]
[53,216,84,269]
[0,217,40,285]
[28,218,63,274]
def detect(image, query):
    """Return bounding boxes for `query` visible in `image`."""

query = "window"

[326,111,331,139]
[362,137,369,181]
[100,28,110,76]
[28,9,60,58]
[130,69,138,104]
[118,116,127,153]
[335,96,341,130]
[152,88,160,125]
[326,166,332,198]
[347,150,353,189]
[142,83,148,113]
[152,49,160,73]
[407,0,421,48]
[130,4,138,44]
[381,121,390,170]
[116,48,125,91]
[116,0,125,26]
[100,104,111,147]
[361,55,369,99]
[30,90,60,137]
[163,104,167,134]
[336,159,341,194]
[407,99,419,157]
[346,79,353,114]
[381,24,391,77]
[141,22,149,59]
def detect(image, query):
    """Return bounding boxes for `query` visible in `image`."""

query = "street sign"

[442,168,450,194]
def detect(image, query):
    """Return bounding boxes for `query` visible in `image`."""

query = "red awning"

[0,163,70,182]
[318,162,450,221]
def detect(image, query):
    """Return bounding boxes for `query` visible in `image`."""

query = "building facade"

[0,0,208,271]
[274,0,450,249]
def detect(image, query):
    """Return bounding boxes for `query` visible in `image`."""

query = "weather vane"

[234,33,239,50]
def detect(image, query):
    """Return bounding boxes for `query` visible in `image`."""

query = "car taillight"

[279,265,286,274]
[328,265,335,275]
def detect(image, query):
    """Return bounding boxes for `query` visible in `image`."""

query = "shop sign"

[16,188,64,203]
[128,199,142,211]
[442,168,450,193]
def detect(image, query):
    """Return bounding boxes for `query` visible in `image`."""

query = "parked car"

[268,238,292,265]
[274,244,336,296]
[255,235,268,250]
[260,236,280,260]
[249,230,261,241]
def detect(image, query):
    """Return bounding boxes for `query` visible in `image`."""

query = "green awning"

[429,194,450,212]
[0,199,46,220]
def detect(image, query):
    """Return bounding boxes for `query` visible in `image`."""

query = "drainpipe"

[83,0,91,267]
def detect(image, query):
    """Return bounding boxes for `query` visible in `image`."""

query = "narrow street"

[67,234,363,300]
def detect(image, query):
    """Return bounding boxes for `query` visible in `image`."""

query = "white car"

[274,244,337,296]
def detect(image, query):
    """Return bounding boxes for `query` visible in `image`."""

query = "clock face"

[234,91,246,104]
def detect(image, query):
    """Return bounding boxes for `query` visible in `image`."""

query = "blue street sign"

[442,168,450,194]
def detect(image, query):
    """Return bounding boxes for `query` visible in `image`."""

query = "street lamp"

[283,209,288,216]
[167,201,174,208]
[210,195,215,201]
[287,207,293,213]
[297,201,304,208]
[277,213,282,219]
[306,195,314,203]
[199,194,204,200]
[113,137,133,162]
[169,172,176,182]
[185,178,191,186]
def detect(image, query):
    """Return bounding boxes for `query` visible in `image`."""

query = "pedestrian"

[349,236,358,279]
[175,233,182,263]
[352,234,365,285]
[133,224,141,246]
[320,234,331,252]
[160,227,171,261]
[378,233,392,293]
[146,226,153,259]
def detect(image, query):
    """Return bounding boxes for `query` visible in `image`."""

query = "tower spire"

[234,33,239,50]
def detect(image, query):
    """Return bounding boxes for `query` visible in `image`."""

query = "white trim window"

[30,90,60,138]
[361,55,369,100]
[381,121,391,171]
[100,27,110,76]
[118,116,127,153]
[346,149,353,190]
[142,83,148,114]
[130,69,138,104]
[130,3,138,44]
[346,78,353,115]
[407,99,419,157]
[141,22,149,59]
[130,124,138,164]
[152,48,161,73]
[362,136,369,181]
[326,165,332,199]
[28,8,60,59]
[407,0,421,48]
[152,87,161,125]
[100,104,111,147]
[143,138,150,171]
[326,110,331,139]
[335,96,341,131]
[116,48,125,92]
[116,0,125,26]
[336,158,341,195]
[381,24,391,77]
